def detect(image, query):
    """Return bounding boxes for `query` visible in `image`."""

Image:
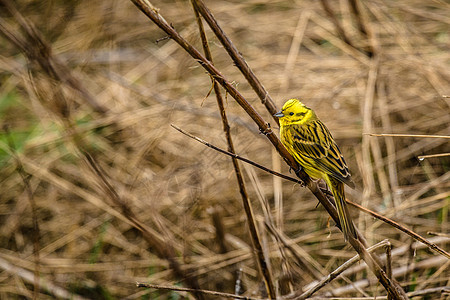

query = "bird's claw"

[259,124,271,135]
[288,166,303,174]
[294,166,303,175]
[288,166,306,186]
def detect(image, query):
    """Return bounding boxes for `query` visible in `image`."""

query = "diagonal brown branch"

[137,282,263,300]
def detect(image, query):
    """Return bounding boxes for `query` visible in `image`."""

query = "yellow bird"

[275,99,357,241]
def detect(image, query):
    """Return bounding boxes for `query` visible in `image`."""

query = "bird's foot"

[289,166,306,186]
[259,123,271,135]
[288,166,302,173]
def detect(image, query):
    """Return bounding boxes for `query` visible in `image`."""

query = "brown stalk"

[385,242,393,300]
[130,1,407,298]
[136,282,262,300]
[368,133,450,139]
[376,80,400,207]
[210,207,229,254]
[360,58,378,211]
[18,168,40,300]
[385,242,392,280]
[190,1,276,297]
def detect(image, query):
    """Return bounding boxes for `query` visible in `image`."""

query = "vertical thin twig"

[385,242,392,280]
[377,80,400,207]
[360,58,379,242]
[404,239,416,292]
[370,133,392,206]
[281,10,310,93]
[272,149,283,230]
[210,207,229,254]
[190,1,276,298]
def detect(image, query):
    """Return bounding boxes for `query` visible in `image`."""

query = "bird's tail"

[326,176,357,241]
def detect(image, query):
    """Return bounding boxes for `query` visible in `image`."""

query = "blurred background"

[0,0,449,299]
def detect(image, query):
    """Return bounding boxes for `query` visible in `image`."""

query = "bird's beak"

[274,111,284,118]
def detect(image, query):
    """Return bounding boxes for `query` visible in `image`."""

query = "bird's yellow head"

[274,99,315,126]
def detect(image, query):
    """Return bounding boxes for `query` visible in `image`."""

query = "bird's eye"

[289,112,294,116]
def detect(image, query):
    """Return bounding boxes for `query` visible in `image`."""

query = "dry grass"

[0,0,449,299]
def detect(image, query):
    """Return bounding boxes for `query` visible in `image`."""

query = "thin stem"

[418,153,450,160]
[367,133,450,139]
[385,242,393,279]
[136,282,263,300]
[190,2,276,297]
